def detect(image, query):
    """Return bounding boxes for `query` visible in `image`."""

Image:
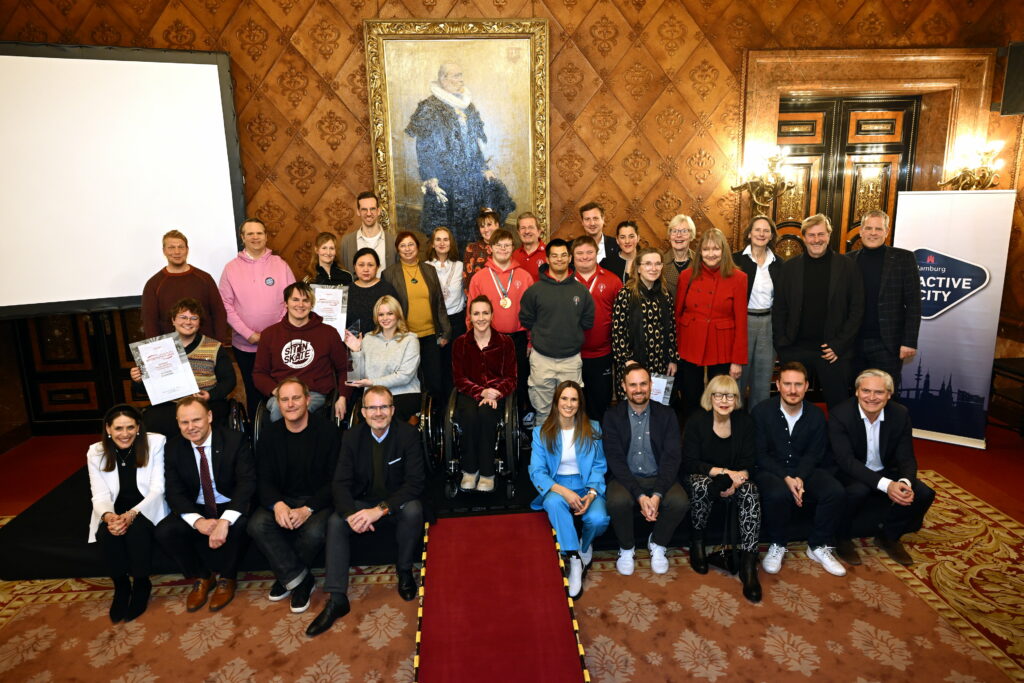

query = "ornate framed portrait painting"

[364,19,550,246]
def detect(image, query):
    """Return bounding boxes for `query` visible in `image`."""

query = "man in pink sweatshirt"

[219,218,296,416]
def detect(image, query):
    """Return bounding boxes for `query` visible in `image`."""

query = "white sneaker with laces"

[616,548,635,576]
[807,546,847,576]
[580,544,593,568]
[762,543,786,574]
[648,534,669,574]
[567,556,584,598]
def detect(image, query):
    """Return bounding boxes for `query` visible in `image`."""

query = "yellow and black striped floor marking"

[413,521,429,682]
[551,528,593,682]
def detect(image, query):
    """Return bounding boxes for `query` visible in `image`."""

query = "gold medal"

[499,296,512,309]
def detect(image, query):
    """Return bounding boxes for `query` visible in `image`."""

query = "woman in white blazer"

[87,404,169,623]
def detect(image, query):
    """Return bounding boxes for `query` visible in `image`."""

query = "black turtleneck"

[113,446,143,513]
[797,250,831,347]
[856,245,885,339]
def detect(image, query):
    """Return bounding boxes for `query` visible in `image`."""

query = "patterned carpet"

[575,470,1024,682]
[0,470,1021,681]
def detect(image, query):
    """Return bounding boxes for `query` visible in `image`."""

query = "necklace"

[116,446,135,468]
[402,262,421,284]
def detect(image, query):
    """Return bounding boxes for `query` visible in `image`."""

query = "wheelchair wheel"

[418,393,437,474]
[347,392,363,429]
[502,391,521,479]
[445,480,459,499]
[505,481,516,499]
[252,400,270,444]
[443,389,458,478]
[226,398,248,435]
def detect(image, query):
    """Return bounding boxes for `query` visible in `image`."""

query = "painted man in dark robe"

[405,62,515,246]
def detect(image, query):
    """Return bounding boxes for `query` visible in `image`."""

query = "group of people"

[89,194,930,631]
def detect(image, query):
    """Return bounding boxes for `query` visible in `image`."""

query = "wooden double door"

[773,96,919,257]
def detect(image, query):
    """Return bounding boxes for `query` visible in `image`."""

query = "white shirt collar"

[742,244,776,264]
[857,404,885,424]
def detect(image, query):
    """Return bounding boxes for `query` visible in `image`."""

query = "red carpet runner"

[417,512,586,682]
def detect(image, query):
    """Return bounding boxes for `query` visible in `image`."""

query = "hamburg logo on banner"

[916,249,989,319]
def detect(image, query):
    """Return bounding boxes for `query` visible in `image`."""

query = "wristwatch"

[376,501,390,515]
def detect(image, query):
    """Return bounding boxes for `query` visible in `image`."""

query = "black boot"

[109,576,131,623]
[125,576,151,622]
[739,550,762,603]
[689,531,708,575]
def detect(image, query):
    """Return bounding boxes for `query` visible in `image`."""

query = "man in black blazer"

[603,363,689,577]
[829,369,935,566]
[578,201,619,264]
[155,396,256,612]
[773,213,864,408]
[847,210,921,394]
[306,386,425,637]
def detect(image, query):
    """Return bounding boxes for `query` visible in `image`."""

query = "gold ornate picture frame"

[364,19,550,246]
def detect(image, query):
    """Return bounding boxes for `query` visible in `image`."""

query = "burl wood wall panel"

[1,0,1022,341]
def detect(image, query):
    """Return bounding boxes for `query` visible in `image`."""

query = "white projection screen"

[0,43,245,317]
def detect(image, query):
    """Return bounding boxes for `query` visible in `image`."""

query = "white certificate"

[311,284,348,336]
[130,333,199,405]
[650,373,675,406]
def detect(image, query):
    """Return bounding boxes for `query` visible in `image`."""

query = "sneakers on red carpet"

[648,534,669,574]
[806,545,847,576]
[616,548,634,576]
[762,543,786,574]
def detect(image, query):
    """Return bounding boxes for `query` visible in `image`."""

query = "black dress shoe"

[739,551,762,603]
[397,569,418,602]
[689,536,708,575]
[306,595,351,637]
[875,536,914,566]
[109,576,131,623]
[124,577,151,622]
[836,538,862,566]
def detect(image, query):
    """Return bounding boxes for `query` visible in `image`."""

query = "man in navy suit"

[155,396,256,612]
[306,385,425,637]
[829,369,935,566]
[847,210,921,394]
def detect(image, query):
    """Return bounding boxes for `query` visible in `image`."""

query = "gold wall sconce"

[939,141,1005,191]
[731,146,796,217]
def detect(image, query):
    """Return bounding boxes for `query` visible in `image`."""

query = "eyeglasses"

[669,229,691,236]
[711,393,737,402]
[363,404,394,413]
[175,315,199,322]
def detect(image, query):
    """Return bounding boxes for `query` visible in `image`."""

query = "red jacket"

[513,241,546,282]
[574,267,622,358]
[467,258,534,334]
[253,312,352,398]
[452,330,517,401]
[675,265,748,366]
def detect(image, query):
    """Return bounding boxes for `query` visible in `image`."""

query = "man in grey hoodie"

[519,239,595,421]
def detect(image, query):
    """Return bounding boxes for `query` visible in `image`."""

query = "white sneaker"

[567,556,583,598]
[521,411,536,428]
[762,543,786,574]
[648,534,669,574]
[459,471,478,491]
[807,546,847,577]
[580,544,593,568]
[616,548,635,576]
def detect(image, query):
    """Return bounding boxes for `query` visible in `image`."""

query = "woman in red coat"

[675,228,748,421]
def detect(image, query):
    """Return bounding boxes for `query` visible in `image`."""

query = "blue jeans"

[540,474,610,553]
[266,391,326,422]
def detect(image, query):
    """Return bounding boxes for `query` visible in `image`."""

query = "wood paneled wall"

[2,0,1022,341]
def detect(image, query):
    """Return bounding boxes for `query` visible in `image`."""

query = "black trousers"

[455,392,501,476]
[508,330,532,414]
[777,346,852,408]
[154,504,249,580]
[440,310,466,400]
[581,354,613,422]
[856,337,904,395]
[755,468,844,548]
[324,499,423,595]
[233,348,262,419]
[677,360,730,423]
[840,473,935,541]
[419,334,444,404]
[96,516,155,578]
[606,478,689,549]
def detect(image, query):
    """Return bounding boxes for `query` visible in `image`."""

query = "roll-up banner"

[892,190,1015,449]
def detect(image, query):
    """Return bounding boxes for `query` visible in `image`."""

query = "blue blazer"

[529,421,607,510]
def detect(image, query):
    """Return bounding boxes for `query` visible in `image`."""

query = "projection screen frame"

[0,41,246,319]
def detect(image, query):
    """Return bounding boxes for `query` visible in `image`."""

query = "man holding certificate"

[253,282,352,422]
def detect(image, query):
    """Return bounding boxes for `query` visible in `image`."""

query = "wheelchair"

[347,389,441,473]
[252,389,342,444]
[441,389,520,499]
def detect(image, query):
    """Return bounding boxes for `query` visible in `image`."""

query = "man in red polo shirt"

[572,235,622,420]
[512,212,546,282]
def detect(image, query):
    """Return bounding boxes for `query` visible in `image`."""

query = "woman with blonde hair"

[611,247,677,395]
[674,227,748,420]
[344,295,421,422]
[304,232,353,285]
[663,214,695,295]
[682,374,761,603]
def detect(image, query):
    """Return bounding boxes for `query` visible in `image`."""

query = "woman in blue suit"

[529,380,610,600]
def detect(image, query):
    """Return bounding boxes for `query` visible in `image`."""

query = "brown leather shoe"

[186,577,215,612]
[835,538,862,566]
[875,537,914,566]
[208,578,237,611]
